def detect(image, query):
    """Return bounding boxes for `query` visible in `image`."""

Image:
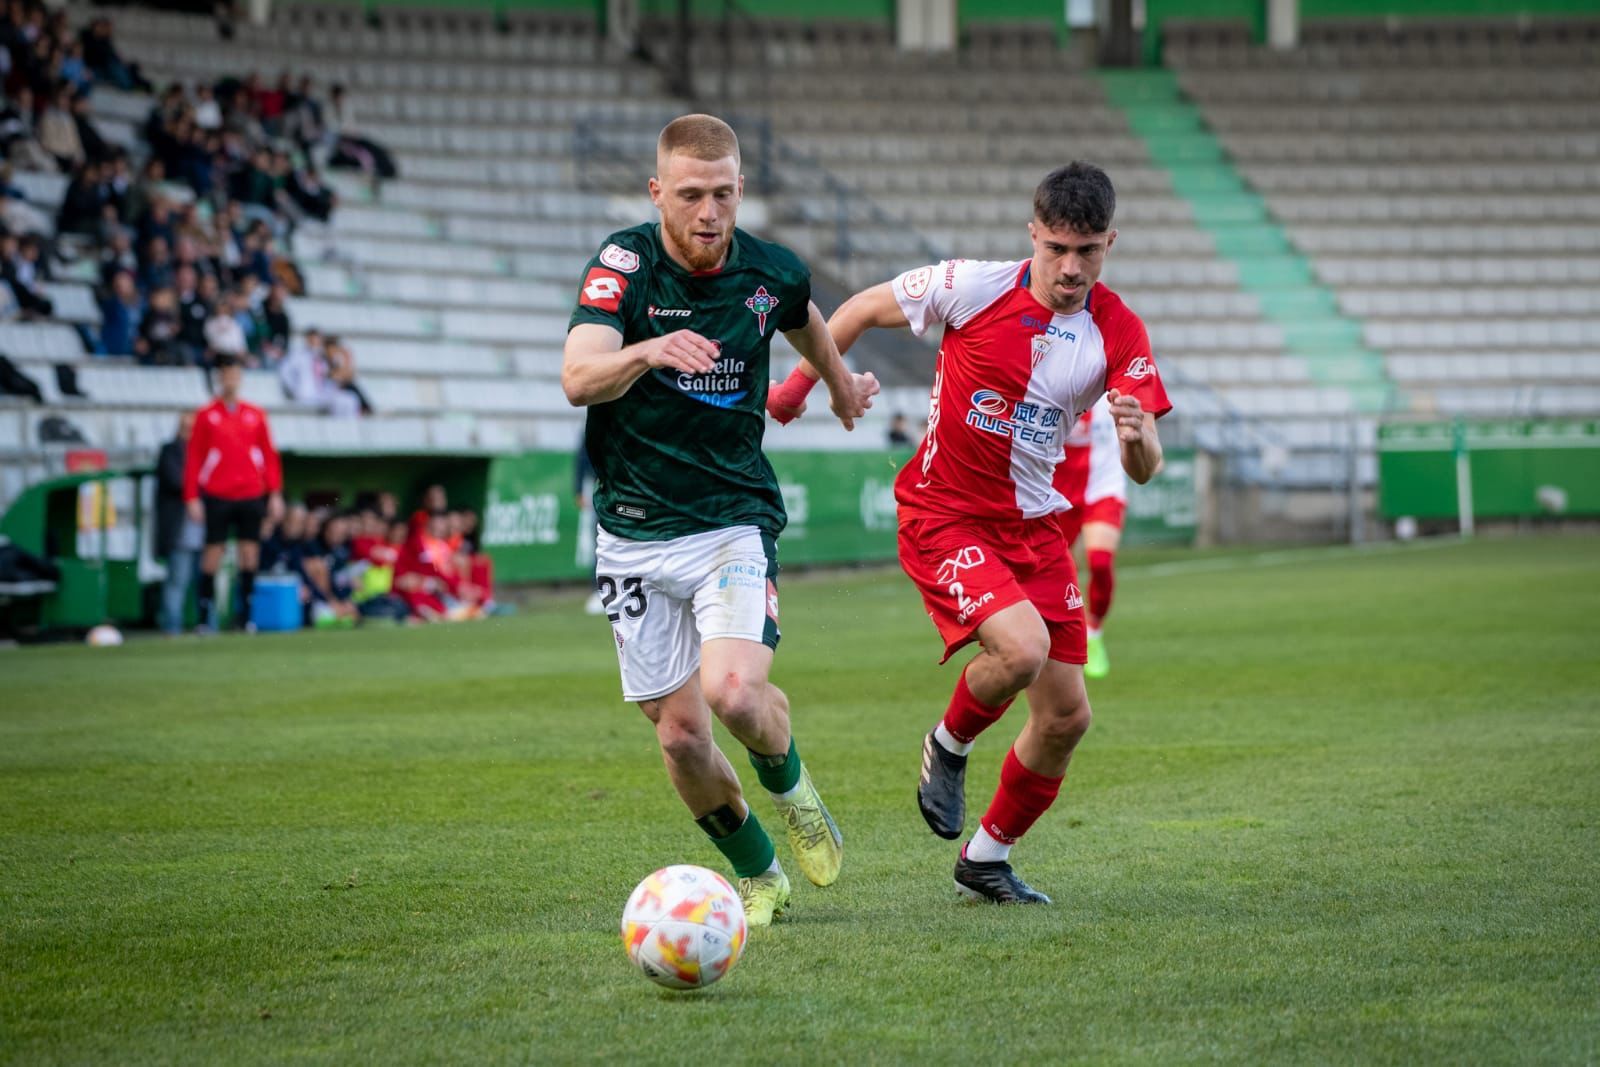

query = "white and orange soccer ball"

[620,865,746,990]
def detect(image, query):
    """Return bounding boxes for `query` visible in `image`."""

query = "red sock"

[979,747,1064,844]
[941,669,1013,745]
[1087,548,1115,629]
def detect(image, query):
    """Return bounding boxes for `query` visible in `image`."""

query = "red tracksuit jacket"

[183,398,283,502]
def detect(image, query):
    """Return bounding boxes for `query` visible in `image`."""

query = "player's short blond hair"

[656,114,740,170]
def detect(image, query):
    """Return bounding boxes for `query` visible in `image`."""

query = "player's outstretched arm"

[780,301,879,431]
[562,323,719,407]
[1108,389,1164,484]
[767,283,906,424]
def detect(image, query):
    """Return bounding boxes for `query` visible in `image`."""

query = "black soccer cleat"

[918,731,968,840]
[953,849,1053,905]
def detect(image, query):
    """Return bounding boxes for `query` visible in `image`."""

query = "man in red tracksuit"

[183,353,284,630]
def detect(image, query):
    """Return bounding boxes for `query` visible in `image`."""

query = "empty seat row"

[1340,287,1600,318]
[1315,258,1600,287]
[1239,162,1600,195]
[1367,319,1600,349]
[1388,352,1600,383]
[1201,102,1600,134]
[1267,193,1600,224]
[1219,131,1600,164]
[1290,224,1600,255]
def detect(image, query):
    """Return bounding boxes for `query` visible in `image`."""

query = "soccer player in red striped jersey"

[768,162,1171,903]
[1054,395,1128,679]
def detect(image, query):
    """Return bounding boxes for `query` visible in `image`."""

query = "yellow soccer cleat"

[737,866,791,927]
[774,766,844,887]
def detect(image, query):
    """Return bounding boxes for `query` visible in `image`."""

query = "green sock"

[697,806,777,879]
[748,737,802,795]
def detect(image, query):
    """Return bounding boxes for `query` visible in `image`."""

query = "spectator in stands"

[177,265,212,364]
[324,334,371,414]
[98,268,142,355]
[287,161,334,223]
[0,231,50,319]
[202,285,247,365]
[260,282,289,363]
[97,226,137,286]
[122,157,165,229]
[155,412,203,636]
[0,230,50,318]
[138,197,176,262]
[284,75,323,157]
[68,90,110,164]
[37,84,82,170]
[57,39,89,96]
[136,286,183,365]
[238,219,274,285]
[79,17,150,93]
[55,159,105,235]
[185,351,283,631]
[887,412,916,447]
[193,83,221,131]
[0,87,54,172]
[377,491,398,524]
[139,234,176,293]
[326,83,397,181]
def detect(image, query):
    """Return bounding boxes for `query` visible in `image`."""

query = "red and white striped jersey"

[891,259,1170,523]
[1055,395,1127,508]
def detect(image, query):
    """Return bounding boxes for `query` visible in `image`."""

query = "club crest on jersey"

[1065,583,1084,610]
[1124,356,1154,380]
[599,243,640,273]
[744,286,780,334]
[1030,334,1051,367]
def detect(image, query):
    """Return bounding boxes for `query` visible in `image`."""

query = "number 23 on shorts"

[597,575,648,622]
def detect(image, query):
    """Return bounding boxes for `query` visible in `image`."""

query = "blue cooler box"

[251,574,302,632]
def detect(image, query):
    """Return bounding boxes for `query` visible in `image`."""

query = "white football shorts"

[594,524,780,702]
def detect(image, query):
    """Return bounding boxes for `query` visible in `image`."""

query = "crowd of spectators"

[254,488,496,629]
[1,0,379,418]
[156,416,496,634]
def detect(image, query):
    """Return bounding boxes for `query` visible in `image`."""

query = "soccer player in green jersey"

[562,114,879,925]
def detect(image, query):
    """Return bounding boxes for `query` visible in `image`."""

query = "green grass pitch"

[3,535,1598,1064]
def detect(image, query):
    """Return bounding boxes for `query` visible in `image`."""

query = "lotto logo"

[1124,356,1154,380]
[1065,583,1084,610]
[580,267,627,311]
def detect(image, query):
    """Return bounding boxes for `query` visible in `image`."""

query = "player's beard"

[664,217,732,272]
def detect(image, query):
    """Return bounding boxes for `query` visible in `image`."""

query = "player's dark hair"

[1033,162,1116,234]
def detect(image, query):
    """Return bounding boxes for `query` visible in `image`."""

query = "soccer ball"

[620,865,746,990]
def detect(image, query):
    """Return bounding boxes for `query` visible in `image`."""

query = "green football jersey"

[568,222,811,542]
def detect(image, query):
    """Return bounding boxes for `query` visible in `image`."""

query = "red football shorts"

[898,513,1086,665]
[1058,496,1127,548]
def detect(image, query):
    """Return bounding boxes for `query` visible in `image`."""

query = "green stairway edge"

[1094,68,1403,415]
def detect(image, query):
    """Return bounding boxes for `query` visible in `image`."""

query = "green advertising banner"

[482,446,1199,583]
[1377,419,1600,520]
[1126,447,1198,546]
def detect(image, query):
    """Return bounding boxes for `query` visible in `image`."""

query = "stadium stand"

[4,4,1598,521]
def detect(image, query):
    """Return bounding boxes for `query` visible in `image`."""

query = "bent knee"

[654,717,714,765]
[993,625,1051,689]
[1041,701,1092,749]
[703,671,767,729]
